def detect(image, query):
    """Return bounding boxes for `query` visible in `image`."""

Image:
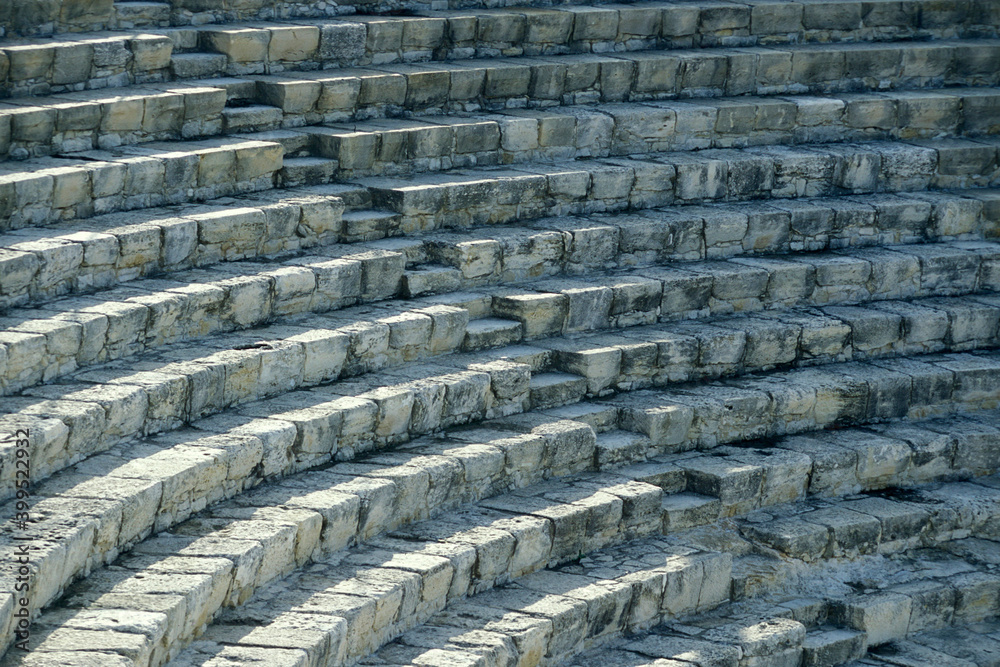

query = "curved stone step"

[0,1,997,665]
[2,231,997,393]
[0,137,284,231]
[606,350,1000,450]
[5,245,999,495]
[3,82,998,222]
[199,476,1000,667]
[0,83,228,160]
[6,0,997,98]
[556,540,1000,667]
[189,0,1000,77]
[5,404,993,665]
[3,186,995,314]
[1,332,998,658]
[409,191,1000,291]
[287,89,1000,181]
[8,81,998,181]
[4,128,994,239]
[355,138,1000,233]
[0,184,355,309]
[226,39,1000,125]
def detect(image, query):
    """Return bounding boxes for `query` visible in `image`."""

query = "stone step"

[595,429,651,467]
[5,128,995,240]
[0,185,350,310]
[409,190,1000,290]
[664,421,1000,532]
[356,138,1000,233]
[167,52,226,81]
[0,83,228,159]
[557,539,1000,667]
[113,2,171,30]
[28,455,996,666]
[870,624,1000,666]
[99,0,1000,35]
[11,220,993,390]
[7,84,1000,201]
[223,39,1000,124]
[2,377,996,664]
[462,317,523,351]
[192,0,1000,77]
[4,229,998,443]
[276,156,338,187]
[287,481,1000,667]
[804,628,870,667]
[4,0,998,98]
[4,289,999,546]
[6,80,998,177]
[0,137,284,230]
[282,89,1000,181]
[609,351,1000,453]
[0,33,173,98]
[0,2,996,665]
[23,396,1000,648]
[4,298,1000,620]
[0,243,412,394]
[631,410,1000,514]
[0,356,558,656]
[3,186,995,313]
[0,0,117,38]
[219,103,282,133]
[740,480,1000,561]
[14,467,683,665]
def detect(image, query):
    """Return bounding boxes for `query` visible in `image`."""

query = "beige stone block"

[130,34,173,72]
[268,26,320,62]
[50,167,91,209]
[204,28,270,63]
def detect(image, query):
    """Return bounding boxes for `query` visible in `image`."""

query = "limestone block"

[832,592,912,646]
[268,26,320,63]
[492,292,568,339]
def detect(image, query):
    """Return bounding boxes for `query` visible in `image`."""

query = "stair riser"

[10,0,998,38]
[11,396,997,665]
[244,41,1000,125]
[0,190,347,311]
[212,480,1000,667]
[7,85,1000,175]
[0,85,227,160]
[742,486,1000,565]
[660,421,1000,534]
[4,213,996,392]
[0,0,117,38]
[6,1,998,101]
[298,90,1000,181]
[0,34,173,99]
[0,140,283,231]
[660,421,1000,533]
[363,141,1000,233]
[614,352,1000,457]
[196,2,1000,75]
[5,81,998,202]
[4,183,995,318]
[425,212,999,297]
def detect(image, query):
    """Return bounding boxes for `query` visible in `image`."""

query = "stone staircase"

[1,0,1000,666]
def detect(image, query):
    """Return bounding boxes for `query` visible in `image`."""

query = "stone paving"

[0,0,999,665]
